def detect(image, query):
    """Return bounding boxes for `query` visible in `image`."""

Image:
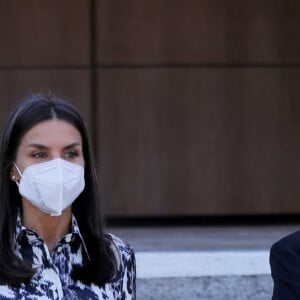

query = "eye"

[31,152,47,159]
[64,151,78,159]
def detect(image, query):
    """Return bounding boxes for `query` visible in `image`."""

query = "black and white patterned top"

[0,214,136,299]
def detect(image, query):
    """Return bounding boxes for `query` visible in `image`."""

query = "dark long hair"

[0,94,117,285]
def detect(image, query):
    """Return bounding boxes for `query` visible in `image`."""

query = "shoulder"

[106,233,136,271]
[270,231,300,298]
[270,230,300,259]
[270,230,300,276]
[107,234,136,297]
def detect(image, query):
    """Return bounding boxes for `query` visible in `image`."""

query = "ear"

[10,166,19,182]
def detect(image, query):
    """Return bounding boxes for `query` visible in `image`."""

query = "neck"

[22,200,72,253]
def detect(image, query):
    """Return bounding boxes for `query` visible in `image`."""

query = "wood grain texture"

[0,0,90,66]
[97,0,300,64]
[2,0,300,217]
[97,68,300,216]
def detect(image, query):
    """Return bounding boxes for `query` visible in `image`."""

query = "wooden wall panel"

[97,69,300,216]
[0,0,90,66]
[97,0,300,64]
[1,1,300,217]
[0,70,91,132]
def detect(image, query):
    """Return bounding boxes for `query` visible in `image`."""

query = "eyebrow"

[26,142,82,150]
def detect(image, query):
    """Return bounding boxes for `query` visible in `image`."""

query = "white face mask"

[14,158,85,216]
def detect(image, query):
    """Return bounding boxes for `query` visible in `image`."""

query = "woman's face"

[12,119,84,178]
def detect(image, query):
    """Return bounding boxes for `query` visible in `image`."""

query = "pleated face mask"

[14,158,85,216]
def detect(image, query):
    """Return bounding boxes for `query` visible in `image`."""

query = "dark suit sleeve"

[270,231,300,299]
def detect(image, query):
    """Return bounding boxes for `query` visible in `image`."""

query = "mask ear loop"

[12,162,22,187]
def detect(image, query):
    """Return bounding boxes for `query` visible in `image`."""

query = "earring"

[11,175,17,181]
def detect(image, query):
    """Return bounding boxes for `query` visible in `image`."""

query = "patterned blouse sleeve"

[121,245,136,299]
[110,234,136,299]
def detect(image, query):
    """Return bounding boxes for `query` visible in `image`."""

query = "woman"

[0,94,136,299]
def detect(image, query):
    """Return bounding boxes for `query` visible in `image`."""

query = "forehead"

[19,119,82,146]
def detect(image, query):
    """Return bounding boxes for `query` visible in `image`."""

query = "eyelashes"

[31,151,79,159]
[31,152,47,159]
[64,151,79,158]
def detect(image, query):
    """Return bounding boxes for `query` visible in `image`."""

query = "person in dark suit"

[270,231,300,299]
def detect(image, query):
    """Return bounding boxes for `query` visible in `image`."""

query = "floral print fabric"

[0,214,136,299]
